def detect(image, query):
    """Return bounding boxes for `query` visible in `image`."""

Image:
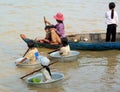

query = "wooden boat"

[25,72,64,88]
[49,50,80,62]
[35,32,120,50]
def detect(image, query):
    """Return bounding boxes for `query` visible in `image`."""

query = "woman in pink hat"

[45,12,66,39]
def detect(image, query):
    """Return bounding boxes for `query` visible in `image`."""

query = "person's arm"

[19,58,27,63]
[105,12,108,24]
[59,47,64,55]
[115,12,118,26]
[15,58,27,65]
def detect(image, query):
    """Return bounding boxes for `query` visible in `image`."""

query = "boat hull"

[49,50,80,62]
[25,72,64,88]
[16,63,40,68]
[35,32,120,50]
[69,42,120,50]
[35,41,120,50]
[15,58,41,68]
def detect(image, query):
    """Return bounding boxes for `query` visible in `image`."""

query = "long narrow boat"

[35,32,120,50]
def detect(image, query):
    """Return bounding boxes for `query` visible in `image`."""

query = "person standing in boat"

[15,40,39,65]
[38,55,52,82]
[59,37,70,56]
[44,12,66,39]
[105,2,118,42]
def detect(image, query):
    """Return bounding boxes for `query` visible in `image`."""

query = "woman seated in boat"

[15,40,39,65]
[59,37,70,56]
[20,26,61,45]
[38,55,53,82]
[36,25,61,45]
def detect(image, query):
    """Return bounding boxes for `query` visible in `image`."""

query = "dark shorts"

[24,38,32,44]
[23,38,37,47]
[106,24,117,42]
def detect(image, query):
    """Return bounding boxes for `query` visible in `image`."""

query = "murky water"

[0,0,120,92]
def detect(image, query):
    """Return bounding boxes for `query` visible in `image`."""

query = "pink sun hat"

[53,12,64,21]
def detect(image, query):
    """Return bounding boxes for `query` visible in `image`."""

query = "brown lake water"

[0,0,120,92]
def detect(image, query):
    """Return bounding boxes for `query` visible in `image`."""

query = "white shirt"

[40,68,52,82]
[59,45,70,56]
[24,48,39,64]
[105,10,118,25]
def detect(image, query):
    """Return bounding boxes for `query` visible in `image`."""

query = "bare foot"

[20,34,26,40]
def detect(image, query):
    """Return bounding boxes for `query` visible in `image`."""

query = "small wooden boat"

[49,50,80,62]
[35,32,120,50]
[25,72,64,88]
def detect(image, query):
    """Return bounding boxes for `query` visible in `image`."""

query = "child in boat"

[20,26,61,45]
[37,25,61,45]
[59,37,70,56]
[105,2,118,42]
[38,55,52,82]
[44,12,66,39]
[15,40,39,65]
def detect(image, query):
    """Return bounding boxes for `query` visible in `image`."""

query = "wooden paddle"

[23,48,29,57]
[44,16,47,26]
[23,37,37,57]
[48,48,60,54]
[20,61,58,79]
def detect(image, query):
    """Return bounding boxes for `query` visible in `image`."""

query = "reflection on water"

[79,57,108,66]
[100,57,119,92]
[62,50,120,92]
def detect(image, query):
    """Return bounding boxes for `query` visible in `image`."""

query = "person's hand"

[44,19,48,24]
[59,52,63,55]
[15,62,21,66]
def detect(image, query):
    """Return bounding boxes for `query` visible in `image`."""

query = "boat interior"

[67,32,120,42]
